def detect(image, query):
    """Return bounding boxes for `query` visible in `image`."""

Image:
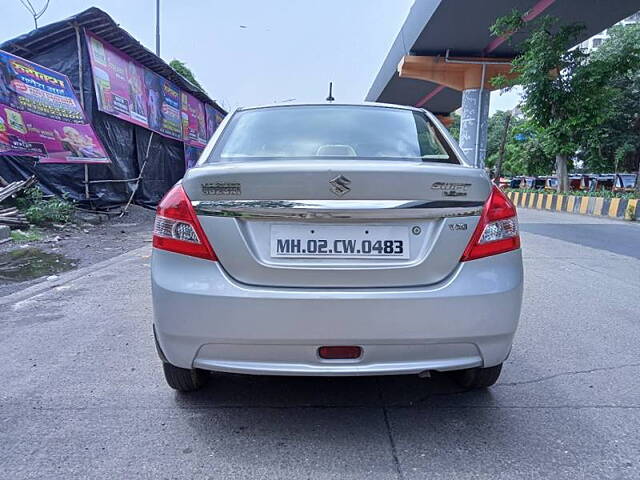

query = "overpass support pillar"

[397,54,516,169]
[459,88,490,168]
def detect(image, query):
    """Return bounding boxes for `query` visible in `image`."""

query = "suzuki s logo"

[329,175,351,197]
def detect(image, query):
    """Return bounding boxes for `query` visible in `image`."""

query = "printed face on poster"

[0,49,109,163]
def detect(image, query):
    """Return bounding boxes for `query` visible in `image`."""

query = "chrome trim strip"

[192,200,483,220]
[192,356,483,376]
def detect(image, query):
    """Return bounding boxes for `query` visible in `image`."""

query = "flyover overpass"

[366,0,639,168]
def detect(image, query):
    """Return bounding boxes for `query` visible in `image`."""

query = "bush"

[16,187,75,226]
[10,228,44,243]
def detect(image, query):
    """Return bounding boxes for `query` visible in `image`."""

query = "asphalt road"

[1,208,639,479]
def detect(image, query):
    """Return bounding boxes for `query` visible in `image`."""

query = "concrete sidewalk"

[1,209,639,479]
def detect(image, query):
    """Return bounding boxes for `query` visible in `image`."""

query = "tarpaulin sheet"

[0,31,201,208]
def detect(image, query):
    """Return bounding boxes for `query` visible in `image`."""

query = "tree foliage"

[491,13,640,191]
[582,25,640,176]
[447,112,460,141]
[169,59,204,91]
[485,112,554,177]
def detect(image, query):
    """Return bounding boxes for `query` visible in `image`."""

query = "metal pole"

[120,133,155,217]
[155,0,161,56]
[494,112,512,184]
[73,23,91,202]
[73,24,84,109]
[474,62,486,169]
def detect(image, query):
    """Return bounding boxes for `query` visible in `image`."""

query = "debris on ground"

[0,225,10,243]
[0,176,37,228]
[0,174,156,296]
[0,204,155,297]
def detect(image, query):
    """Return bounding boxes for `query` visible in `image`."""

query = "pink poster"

[181,92,207,147]
[0,49,109,163]
[86,31,182,141]
[205,103,224,139]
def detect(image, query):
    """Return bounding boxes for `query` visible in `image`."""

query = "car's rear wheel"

[452,363,502,389]
[162,362,209,392]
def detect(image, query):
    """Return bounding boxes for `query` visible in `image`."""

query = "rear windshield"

[207,105,458,163]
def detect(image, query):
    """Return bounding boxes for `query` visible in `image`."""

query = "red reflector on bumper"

[318,346,362,359]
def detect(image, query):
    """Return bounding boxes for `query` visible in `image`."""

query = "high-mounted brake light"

[460,185,520,262]
[152,184,217,261]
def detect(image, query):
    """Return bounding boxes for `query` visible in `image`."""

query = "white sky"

[2,0,520,114]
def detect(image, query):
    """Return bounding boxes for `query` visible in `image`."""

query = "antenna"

[326,82,335,102]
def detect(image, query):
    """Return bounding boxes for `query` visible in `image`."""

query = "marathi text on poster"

[0,49,109,163]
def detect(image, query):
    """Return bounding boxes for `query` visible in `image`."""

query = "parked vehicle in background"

[592,175,615,191]
[151,103,524,392]
[569,175,582,190]
[521,177,546,189]
[614,173,637,192]
[544,177,558,191]
[579,175,594,190]
[504,173,636,193]
[509,177,523,189]
[496,177,510,189]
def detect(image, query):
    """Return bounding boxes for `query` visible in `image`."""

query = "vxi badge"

[431,182,471,197]
[329,175,352,197]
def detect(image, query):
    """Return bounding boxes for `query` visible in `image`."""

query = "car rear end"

[151,104,523,390]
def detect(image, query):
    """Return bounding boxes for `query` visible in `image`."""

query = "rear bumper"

[151,249,523,375]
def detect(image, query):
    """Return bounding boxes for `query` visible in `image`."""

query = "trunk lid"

[182,159,491,288]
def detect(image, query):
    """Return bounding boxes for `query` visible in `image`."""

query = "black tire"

[452,363,502,389]
[162,362,208,392]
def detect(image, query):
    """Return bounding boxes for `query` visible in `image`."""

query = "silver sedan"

[151,103,523,391]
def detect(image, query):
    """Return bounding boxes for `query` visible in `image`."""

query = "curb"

[506,191,639,221]
[0,245,150,307]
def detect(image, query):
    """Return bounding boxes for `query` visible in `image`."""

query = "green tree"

[584,25,640,188]
[485,112,554,177]
[169,59,204,91]
[447,112,460,141]
[505,121,556,176]
[491,14,615,192]
[486,110,522,165]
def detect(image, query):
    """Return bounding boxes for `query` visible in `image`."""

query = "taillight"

[152,184,217,261]
[460,185,520,262]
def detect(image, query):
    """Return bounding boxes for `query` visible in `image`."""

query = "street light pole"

[155,0,160,56]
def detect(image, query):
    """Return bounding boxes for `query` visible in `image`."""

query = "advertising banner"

[181,92,207,147]
[205,103,224,139]
[0,49,109,163]
[86,31,182,141]
[184,144,204,171]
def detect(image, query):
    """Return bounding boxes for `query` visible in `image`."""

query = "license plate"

[270,224,409,259]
